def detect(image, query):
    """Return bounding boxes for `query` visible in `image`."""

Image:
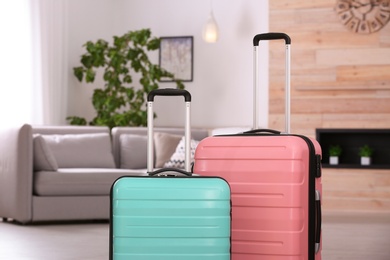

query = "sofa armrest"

[0,124,33,223]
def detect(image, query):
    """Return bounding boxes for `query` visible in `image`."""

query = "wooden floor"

[321,212,390,259]
[0,212,389,259]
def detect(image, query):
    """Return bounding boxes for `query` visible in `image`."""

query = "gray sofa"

[0,124,209,224]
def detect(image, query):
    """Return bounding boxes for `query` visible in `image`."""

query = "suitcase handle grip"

[315,190,322,254]
[253,32,291,46]
[148,168,192,176]
[147,88,191,102]
[243,129,281,135]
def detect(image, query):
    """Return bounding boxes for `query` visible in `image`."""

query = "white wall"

[67,0,269,128]
[67,0,116,123]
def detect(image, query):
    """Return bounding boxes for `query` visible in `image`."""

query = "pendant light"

[202,1,219,43]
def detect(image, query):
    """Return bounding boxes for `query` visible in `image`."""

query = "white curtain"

[0,0,68,126]
[34,0,69,125]
[0,1,35,125]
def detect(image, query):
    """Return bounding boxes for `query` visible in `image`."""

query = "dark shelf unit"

[316,128,390,169]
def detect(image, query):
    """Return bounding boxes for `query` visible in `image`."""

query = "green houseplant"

[67,29,184,129]
[359,145,373,165]
[329,145,342,165]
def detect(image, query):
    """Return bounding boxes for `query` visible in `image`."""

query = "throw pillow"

[42,133,116,168]
[163,137,199,169]
[119,134,148,169]
[33,134,59,171]
[154,132,182,168]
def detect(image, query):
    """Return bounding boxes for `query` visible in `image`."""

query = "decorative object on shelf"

[202,0,219,43]
[334,0,390,34]
[159,36,193,82]
[329,145,342,165]
[359,144,374,165]
[68,29,184,129]
[316,128,390,169]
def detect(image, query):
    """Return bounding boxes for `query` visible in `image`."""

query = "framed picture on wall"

[159,36,193,82]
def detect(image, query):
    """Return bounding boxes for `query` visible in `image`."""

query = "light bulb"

[202,11,219,43]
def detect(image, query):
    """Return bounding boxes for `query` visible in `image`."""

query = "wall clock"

[335,0,390,33]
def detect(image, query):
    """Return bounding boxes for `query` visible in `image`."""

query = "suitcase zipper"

[293,134,322,258]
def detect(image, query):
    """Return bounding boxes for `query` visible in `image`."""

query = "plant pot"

[329,156,339,165]
[361,156,371,166]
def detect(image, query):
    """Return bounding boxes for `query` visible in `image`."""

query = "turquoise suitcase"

[109,89,231,260]
[110,174,231,260]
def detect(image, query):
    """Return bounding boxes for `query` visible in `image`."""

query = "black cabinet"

[316,129,390,169]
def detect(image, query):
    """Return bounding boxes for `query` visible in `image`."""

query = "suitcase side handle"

[147,88,191,102]
[253,32,291,46]
[243,129,281,135]
[315,190,322,254]
[149,168,192,177]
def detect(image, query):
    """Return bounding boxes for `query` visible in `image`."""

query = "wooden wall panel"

[269,0,390,130]
[379,23,390,46]
[316,48,390,66]
[322,169,390,213]
[323,113,390,128]
[296,80,390,90]
[270,0,333,9]
[337,65,390,81]
[270,0,390,212]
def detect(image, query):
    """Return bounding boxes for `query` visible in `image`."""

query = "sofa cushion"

[164,137,199,169]
[154,132,182,168]
[34,168,147,196]
[111,127,210,167]
[41,133,116,168]
[119,134,148,169]
[33,134,59,171]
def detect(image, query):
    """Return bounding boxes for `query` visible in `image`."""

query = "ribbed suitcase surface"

[110,177,231,260]
[194,134,322,260]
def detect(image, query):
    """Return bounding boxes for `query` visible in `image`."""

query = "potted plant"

[329,145,342,165]
[67,28,184,129]
[359,145,373,166]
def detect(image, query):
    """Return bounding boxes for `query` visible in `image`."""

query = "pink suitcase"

[193,33,322,260]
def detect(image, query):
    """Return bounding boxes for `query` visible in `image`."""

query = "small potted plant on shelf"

[329,145,342,165]
[359,145,373,166]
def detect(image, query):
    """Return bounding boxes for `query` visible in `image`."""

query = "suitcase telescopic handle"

[253,32,291,134]
[147,88,192,174]
[147,88,192,102]
[253,32,291,46]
